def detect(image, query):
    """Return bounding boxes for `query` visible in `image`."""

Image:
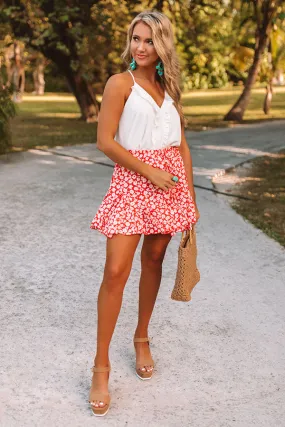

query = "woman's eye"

[132,36,153,45]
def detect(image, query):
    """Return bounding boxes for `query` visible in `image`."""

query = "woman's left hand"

[194,202,200,223]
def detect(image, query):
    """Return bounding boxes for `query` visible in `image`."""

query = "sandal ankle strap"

[134,337,150,343]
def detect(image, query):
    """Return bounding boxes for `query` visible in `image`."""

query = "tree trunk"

[263,80,273,114]
[5,42,25,103]
[11,64,25,102]
[224,35,268,121]
[33,61,45,95]
[40,48,99,122]
[64,71,99,122]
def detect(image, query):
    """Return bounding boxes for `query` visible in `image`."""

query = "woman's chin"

[136,58,147,64]
[136,59,154,68]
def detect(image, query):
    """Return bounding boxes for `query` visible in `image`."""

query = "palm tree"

[224,0,283,122]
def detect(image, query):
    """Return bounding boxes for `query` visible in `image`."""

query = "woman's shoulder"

[103,71,134,104]
[105,71,133,93]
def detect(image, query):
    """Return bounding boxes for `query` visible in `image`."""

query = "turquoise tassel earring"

[130,57,137,70]
[156,61,164,77]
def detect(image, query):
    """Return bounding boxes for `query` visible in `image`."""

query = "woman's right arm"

[96,74,176,192]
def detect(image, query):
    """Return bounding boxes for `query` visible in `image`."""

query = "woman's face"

[130,21,159,68]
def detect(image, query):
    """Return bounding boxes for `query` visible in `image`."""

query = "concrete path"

[0,121,284,427]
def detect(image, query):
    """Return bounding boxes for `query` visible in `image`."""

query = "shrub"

[0,86,16,155]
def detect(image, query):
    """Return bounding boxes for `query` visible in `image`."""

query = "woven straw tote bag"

[171,226,200,302]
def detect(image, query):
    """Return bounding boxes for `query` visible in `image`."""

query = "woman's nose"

[137,41,145,51]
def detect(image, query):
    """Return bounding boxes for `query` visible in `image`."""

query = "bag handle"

[181,225,195,246]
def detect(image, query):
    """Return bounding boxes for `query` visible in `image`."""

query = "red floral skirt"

[90,146,196,238]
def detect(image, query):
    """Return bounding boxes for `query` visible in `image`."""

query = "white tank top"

[114,70,181,150]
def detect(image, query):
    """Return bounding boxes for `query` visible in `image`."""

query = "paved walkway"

[0,121,284,427]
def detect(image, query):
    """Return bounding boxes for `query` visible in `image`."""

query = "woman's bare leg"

[134,234,172,373]
[90,234,141,408]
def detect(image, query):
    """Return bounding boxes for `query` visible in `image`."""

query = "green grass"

[11,95,96,150]
[10,86,285,150]
[230,150,285,247]
[182,86,285,130]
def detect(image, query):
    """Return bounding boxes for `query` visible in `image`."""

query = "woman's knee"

[141,234,171,268]
[141,248,166,267]
[101,263,130,293]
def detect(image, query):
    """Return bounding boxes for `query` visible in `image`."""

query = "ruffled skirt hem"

[90,224,194,239]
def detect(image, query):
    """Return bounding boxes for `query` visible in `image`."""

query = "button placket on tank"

[154,114,160,127]
[152,112,161,147]
[162,109,171,147]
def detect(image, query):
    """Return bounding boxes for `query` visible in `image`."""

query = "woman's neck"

[133,66,157,84]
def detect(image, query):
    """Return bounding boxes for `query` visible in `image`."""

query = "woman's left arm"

[178,125,200,222]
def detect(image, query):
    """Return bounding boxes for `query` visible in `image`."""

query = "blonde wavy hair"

[122,10,185,126]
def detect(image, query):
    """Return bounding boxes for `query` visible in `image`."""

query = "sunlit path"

[1,121,284,426]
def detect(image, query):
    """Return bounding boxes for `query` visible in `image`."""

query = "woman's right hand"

[145,166,177,191]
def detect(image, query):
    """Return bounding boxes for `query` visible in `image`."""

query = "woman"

[89,10,200,416]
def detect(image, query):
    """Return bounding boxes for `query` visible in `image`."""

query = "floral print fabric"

[90,146,196,238]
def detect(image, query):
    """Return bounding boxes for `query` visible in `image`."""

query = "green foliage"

[0,86,16,154]
[0,21,16,154]
[1,0,238,92]
[1,0,284,97]
[173,0,235,89]
[1,0,143,92]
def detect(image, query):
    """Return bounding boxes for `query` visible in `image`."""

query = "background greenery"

[1,1,284,115]
[0,86,15,154]
[0,0,285,154]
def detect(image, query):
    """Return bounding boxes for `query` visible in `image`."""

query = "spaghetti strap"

[128,69,136,84]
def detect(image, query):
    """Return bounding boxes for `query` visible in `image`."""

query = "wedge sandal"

[89,364,111,417]
[133,337,154,380]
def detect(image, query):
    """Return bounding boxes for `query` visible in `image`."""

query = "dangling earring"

[156,61,164,77]
[130,57,137,70]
